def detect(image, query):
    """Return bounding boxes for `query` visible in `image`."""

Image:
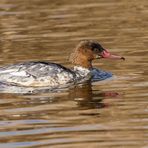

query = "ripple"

[0,0,148,147]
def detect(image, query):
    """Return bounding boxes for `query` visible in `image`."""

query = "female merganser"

[0,40,125,88]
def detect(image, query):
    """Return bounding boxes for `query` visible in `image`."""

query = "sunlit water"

[0,0,148,147]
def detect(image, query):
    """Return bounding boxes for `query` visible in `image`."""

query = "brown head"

[69,40,125,69]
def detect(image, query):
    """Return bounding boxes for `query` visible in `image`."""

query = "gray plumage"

[0,61,77,87]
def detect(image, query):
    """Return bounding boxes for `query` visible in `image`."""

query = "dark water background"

[0,0,148,147]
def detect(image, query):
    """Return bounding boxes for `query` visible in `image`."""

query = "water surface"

[0,0,148,147]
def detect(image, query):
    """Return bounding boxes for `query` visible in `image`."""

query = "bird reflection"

[0,81,119,110]
[68,81,119,110]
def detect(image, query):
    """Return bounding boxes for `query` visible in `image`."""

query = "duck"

[0,40,125,88]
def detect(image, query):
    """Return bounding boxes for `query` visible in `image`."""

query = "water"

[0,0,148,147]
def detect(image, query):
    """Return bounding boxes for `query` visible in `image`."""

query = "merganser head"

[69,40,125,69]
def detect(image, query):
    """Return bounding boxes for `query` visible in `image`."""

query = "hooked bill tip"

[121,57,125,60]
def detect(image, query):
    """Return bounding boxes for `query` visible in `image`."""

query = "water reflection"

[0,80,119,111]
[0,0,148,147]
[0,82,122,148]
[0,81,120,114]
[69,82,119,110]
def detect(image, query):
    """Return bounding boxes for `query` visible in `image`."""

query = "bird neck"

[69,52,93,69]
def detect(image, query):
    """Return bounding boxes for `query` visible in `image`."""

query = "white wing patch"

[10,71,28,76]
[0,69,16,74]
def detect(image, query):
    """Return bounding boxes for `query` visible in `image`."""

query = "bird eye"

[93,48,98,52]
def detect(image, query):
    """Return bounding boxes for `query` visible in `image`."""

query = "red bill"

[100,49,125,60]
